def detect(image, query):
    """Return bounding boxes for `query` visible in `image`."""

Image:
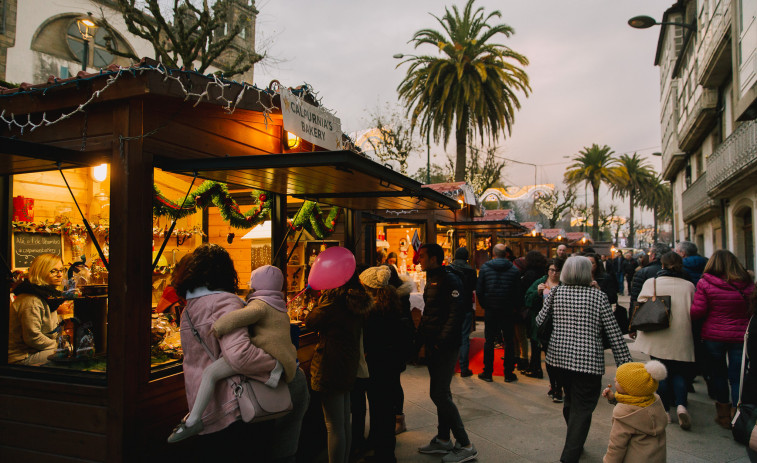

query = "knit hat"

[454,246,469,260]
[359,266,391,289]
[247,265,286,312]
[615,360,667,397]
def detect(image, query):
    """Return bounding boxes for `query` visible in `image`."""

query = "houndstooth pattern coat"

[536,285,632,375]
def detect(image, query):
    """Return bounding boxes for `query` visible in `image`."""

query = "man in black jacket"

[450,246,477,378]
[416,244,478,461]
[629,242,670,307]
[475,243,522,383]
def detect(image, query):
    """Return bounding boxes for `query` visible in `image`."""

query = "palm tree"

[642,175,673,243]
[564,144,618,241]
[611,153,655,248]
[396,0,530,181]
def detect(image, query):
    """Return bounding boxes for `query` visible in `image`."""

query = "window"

[8,167,109,379]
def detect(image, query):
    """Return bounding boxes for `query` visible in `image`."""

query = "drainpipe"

[720,199,728,249]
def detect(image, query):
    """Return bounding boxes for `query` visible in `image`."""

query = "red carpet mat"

[456,337,505,377]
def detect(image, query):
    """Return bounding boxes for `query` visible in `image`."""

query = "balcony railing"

[678,87,718,151]
[707,120,757,197]
[682,172,717,222]
[698,0,731,87]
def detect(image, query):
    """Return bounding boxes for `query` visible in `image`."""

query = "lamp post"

[627,15,696,32]
[393,53,431,184]
[77,13,98,71]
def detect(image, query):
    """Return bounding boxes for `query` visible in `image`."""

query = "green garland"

[153,181,272,229]
[153,180,341,238]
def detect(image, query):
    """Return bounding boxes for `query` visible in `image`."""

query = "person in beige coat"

[632,252,696,429]
[602,360,668,463]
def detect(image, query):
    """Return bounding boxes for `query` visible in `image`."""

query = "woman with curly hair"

[169,244,279,459]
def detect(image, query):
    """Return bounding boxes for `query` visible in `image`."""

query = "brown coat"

[604,397,667,463]
[305,286,371,393]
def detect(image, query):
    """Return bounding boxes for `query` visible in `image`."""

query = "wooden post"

[272,193,287,276]
[0,175,11,360]
[106,98,151,462]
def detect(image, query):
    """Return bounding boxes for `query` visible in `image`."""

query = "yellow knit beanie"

[615,360,667,397]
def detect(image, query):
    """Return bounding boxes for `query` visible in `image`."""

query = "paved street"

[393,295,751,462]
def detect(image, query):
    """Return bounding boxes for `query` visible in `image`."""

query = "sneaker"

[418,437,454,454]
[167,415,204,443]
[478,373,493,382]
[460,369,473,378]
[552,392,563,403]
[441,443,478,462]
[504,373,518,383]
[547,388,555,398]
[677,405,691,430]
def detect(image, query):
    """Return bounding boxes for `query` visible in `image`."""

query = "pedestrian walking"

[676,241,707,285]
[449,246,477,378]
[632,252,697,430]
[630,243,671,308]
[536,256,632,463]
[416,243,478,463]
[475,243,522,383]
[690,249,755,429]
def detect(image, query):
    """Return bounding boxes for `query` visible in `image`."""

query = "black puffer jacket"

[418,266,465,350]
[630,259,662,306]
[476,258,521,312]
[305,286,371,393]
[450,259,477,310]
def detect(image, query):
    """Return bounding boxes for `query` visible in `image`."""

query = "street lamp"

[77,13,98,71]
[628,15,696,32]
[394,53,431,184]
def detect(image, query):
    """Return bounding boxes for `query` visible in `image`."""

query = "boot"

[715,402,732,429]
[394,414,406,435]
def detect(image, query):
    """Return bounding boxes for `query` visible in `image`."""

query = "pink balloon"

[308,246,356,290]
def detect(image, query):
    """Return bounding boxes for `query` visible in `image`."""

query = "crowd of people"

[8,239,755,463]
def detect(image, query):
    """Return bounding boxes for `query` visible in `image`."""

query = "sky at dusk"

[253,0,671,221]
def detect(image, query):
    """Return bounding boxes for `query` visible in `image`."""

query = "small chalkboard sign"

[12,232,64,269]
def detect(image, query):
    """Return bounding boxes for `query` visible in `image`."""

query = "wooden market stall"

[0,63,458,462]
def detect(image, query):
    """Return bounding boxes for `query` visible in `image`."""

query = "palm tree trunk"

[454,115,468,182]
[653,205,659,243]
[628,197,635,248]
[592,186,600,241]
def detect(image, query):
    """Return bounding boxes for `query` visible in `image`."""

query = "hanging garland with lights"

[153,180,341,239]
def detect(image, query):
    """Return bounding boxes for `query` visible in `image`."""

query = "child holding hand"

[602,360,668,463]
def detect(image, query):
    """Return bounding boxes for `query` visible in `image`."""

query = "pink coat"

[690,273,754,343]
[180,291,277,434]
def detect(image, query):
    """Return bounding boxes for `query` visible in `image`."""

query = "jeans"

[483,309,515,375]
[554,367,602,463]
[426,345,470,446]
[272,368,311,463]
[459,310,474,372]
[703,340,744,405]
[651,357,695,409]
[616,272,624,295]
[321,391,352,463]
[350,377,369,451]
[367,364,401,460]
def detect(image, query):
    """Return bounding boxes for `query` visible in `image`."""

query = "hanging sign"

[281,89,342,151]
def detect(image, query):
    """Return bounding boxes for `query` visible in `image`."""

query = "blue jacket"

[475,257,521,312]
[683,254,707,285]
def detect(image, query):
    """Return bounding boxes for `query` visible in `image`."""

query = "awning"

[154,150,460,211]
[0,137,109,174]
[436,219,527,236]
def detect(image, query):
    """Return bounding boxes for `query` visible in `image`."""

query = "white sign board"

[281,89,342,151]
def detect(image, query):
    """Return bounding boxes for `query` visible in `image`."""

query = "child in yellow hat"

[602,360,668,463]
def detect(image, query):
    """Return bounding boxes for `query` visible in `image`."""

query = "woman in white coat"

[633,251,696,429]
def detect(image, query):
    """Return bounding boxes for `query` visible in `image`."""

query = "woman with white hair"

[536,256,632,463]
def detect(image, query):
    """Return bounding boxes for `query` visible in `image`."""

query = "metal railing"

[682,171,717,222]
[707,120,757,194]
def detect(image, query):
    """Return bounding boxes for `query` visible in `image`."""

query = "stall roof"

[154,150,460,211]
[436,219,527,235]
[0,137,110,174]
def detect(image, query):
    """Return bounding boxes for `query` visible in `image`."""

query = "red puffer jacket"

[690,273,754,343]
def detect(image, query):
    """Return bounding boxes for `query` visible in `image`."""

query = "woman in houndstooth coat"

[536,256,632,463]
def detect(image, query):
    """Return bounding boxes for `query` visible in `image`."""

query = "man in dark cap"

[449,247,477,378]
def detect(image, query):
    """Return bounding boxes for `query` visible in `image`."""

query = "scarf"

[615,392,655,408]
[247,289,287,313]
[13,280,66,312]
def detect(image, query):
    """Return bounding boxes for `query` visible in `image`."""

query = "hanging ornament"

[227,232,235,244]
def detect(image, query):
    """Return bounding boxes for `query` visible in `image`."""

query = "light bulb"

[93,164,108,182]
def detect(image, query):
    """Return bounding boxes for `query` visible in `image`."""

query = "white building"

[0,0,257,84]
[654,0,757,269]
